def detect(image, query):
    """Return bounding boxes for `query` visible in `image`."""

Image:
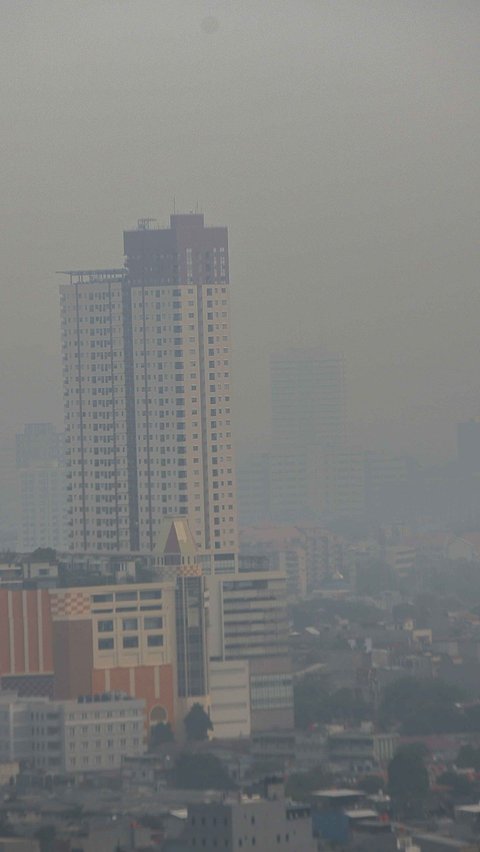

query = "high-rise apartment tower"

[60,214,238,566]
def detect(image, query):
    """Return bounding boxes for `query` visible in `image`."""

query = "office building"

[0,581,176,728]
[327,730,399,773]
[207,569,294,732]
[0,692,145,774]
[50,581,176,727]
[30,693,145,774]
[16,423,68,552]
[174,786,316,852]
[270,348,346,522]
[209,659,251,739]
[240,523,346,593]
[0,692,35,763]
[60,214,238,568]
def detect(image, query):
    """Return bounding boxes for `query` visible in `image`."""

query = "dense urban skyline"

[2,5,480,849]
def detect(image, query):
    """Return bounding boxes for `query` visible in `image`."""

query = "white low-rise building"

[209,659,250,739]
[0,692,146,774]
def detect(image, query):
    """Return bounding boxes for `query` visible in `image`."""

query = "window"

[98,619,114,632]
[140,589,162,600]
[123,636,139,649]
[144,616,163,630]
[92,593,113,603]
[147,635,163,647]
[98,638,114,650]
[115,591,137,602]
[122,618,138,631]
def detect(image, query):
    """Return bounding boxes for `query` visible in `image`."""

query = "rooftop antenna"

[173,196,176,214]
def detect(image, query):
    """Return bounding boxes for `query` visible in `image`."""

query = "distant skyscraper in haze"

[270,348,346,522]
[60,214,238,567]
[16,423,68,552]
[236,450,271,525]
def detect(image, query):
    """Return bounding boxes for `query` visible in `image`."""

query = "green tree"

[294,675,331,728]
[328,688,369,724]
[171,753,234,790]
[184,703,213,741]
[149,722,174,748]
[388,744,429,818]
[438,771,473,797]
[30,547,56,563]
[294,676,370,729]
[380,677,462,734]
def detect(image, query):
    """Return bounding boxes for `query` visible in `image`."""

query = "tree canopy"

[379,677,462,734]
[294,675,369,729]
[30,547,56,563]
[149,722,174,748]
[171,753,234,790]
[388,744,429,817]
[184,703,213,741]
[437,771,474,797]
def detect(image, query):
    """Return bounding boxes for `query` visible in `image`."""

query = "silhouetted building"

[16,423,68,552]
[270,348,346,522]
[237,450,271,525]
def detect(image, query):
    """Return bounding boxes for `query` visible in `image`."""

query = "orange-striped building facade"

[0,582,176,728]
[0,589,54,696]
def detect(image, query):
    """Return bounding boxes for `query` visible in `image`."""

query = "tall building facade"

[0,588,54,697]
[60,214,238,565]
[270,348,346,523]
[207,568,294,733]
[154,517,210,721]
[16,423,68,552]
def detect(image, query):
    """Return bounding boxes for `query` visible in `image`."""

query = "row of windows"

[92,589,162,603]
[98,634,163,651]
[98,616,162,632]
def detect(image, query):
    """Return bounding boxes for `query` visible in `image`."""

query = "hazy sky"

[1,0,479,463]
